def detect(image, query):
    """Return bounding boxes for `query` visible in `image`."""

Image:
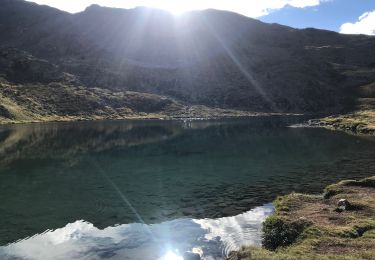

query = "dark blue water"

[0,117,374,259]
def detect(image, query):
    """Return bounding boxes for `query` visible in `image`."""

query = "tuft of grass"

[262,215,310,250]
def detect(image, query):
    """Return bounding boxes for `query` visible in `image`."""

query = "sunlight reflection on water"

[0,204,273,260]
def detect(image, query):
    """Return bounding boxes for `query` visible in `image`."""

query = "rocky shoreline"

[305,94,375,136]
[306,115,375,136]
[229,176,375,260]
[0,111,293,125]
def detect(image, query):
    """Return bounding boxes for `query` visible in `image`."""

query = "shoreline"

[306,117,375,136]
[4,111,375,138]
[229,176,375,260]
[0,112,304,126]
[289,112,375,136]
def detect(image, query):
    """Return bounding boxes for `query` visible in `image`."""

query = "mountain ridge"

[1,0,375,122]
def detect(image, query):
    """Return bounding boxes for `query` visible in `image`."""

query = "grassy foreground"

[229,176,375,260]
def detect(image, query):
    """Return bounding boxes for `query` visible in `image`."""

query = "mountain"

[0,0,375,122]
[1,47,260,123]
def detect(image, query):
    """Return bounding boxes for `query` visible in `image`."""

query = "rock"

[183,251,201,260]
[308,119,318,126]
[336,199,351,212]
[0,105,13,119]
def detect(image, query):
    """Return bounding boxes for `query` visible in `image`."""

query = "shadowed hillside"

[1,0,375,117]
[0,48,263,123]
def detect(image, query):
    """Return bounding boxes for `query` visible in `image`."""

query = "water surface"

[0,117,374,259]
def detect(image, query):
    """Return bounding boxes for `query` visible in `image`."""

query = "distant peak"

[84,4,102,11]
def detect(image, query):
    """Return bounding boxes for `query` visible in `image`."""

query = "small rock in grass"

[336,199,351,212]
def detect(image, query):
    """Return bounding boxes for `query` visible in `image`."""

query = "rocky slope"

[1,0,375,120]
[0,48,261,123]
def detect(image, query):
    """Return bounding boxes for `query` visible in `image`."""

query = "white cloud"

[340,10,375,35]
[27,0,326,17]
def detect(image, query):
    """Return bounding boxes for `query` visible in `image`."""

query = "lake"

[0,117,374,259]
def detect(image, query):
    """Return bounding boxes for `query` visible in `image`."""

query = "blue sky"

[260,0,375,33]
[28,0,375,35]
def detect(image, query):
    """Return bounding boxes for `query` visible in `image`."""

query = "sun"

[148,0,196,15]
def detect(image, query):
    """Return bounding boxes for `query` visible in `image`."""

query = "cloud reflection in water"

[0,204,273,260]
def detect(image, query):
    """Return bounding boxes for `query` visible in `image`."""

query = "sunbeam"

[199,14,280,112]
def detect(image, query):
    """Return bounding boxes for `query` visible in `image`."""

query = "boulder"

[336,199,351,212]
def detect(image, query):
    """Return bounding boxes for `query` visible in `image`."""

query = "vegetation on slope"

[0,48,266,124]
[0,79,261,124]
[229,176,375,260]
[313,82,375,135]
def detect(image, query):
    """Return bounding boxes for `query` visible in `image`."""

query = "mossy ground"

[320,109,375,135]
[230,176,375,260]
[317,82,375,135]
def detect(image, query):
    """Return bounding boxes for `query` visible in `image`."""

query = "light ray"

[200,14,280,112]
[88,158,149,229]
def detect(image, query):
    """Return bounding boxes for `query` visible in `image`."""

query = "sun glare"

[26,0,201,15]
[146,0,196,15]
[27,0,243,16]
[162,250,183,260]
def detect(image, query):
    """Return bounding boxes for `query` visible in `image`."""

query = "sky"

[26,0,375,35]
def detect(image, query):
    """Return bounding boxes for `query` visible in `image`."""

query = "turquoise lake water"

[0,117,374,259]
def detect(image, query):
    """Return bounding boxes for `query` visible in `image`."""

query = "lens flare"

[162,250,183,260]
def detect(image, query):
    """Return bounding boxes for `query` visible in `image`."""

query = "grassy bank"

[314,83,375,136]
[317,109,375,135]
[229,176,375,260]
